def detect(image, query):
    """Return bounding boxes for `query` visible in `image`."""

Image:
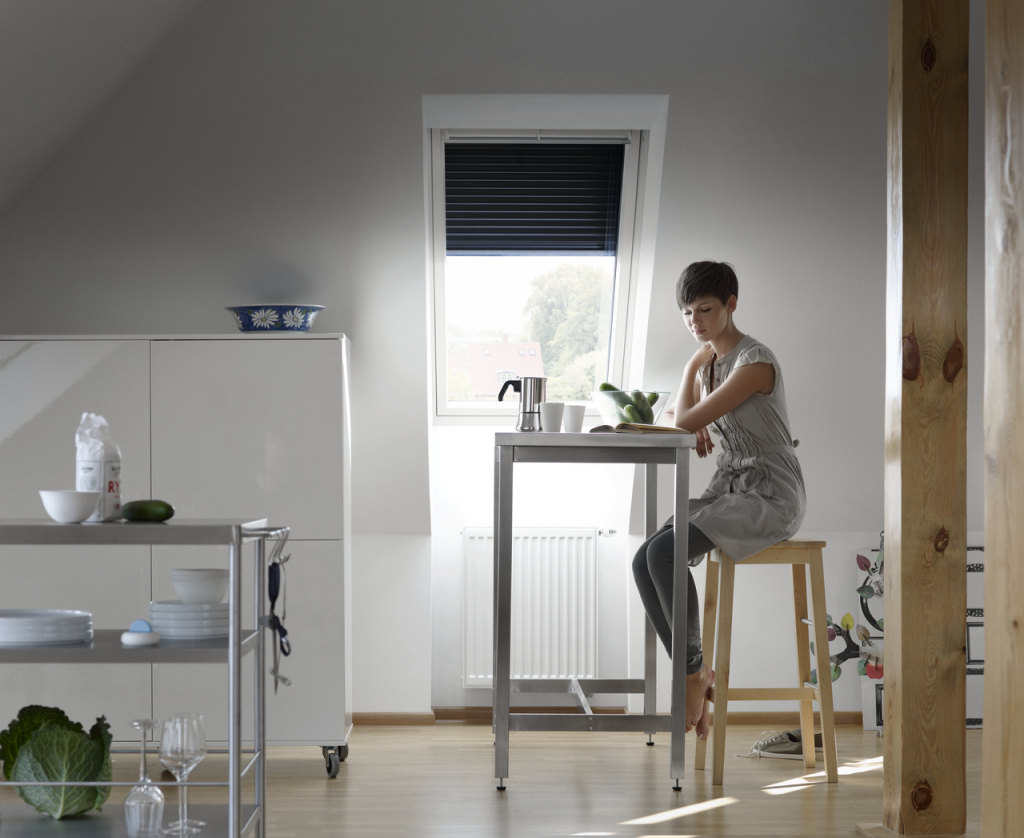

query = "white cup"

[539,402,564,432]
[562,404,586,433]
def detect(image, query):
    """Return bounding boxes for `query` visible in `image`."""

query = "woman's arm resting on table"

[673,361,774,432]
[663,404,715,458]
[663,353,717,458]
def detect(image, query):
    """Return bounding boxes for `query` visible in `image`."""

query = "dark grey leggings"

[631,522,716,674]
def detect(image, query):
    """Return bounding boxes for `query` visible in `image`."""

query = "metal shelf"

[0,629,259,663]
[0,518,269,546]
[0,804,260,837]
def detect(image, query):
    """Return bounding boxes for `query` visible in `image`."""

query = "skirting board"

[352,712,437,726]
[431,708,863,726]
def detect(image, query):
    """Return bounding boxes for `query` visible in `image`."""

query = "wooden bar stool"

[693,538,839,785]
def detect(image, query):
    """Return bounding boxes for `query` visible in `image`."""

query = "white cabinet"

[0,334,352,750]
[150,339,345,540]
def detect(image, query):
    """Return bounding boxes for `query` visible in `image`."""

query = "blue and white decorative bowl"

[227,305,324,332]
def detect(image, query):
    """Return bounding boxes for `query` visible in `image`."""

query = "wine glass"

[159,714,207,835]
[125,719,164,836]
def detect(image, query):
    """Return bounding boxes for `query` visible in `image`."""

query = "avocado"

[121,499,175,522]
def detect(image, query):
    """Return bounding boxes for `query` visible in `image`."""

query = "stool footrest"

[715,687,818,703]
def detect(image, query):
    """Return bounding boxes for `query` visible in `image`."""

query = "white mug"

[562,404,586,433]
[539,402,564,432]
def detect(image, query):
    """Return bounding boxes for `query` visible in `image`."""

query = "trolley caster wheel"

[326,752,340,778]
[322,745,347,778]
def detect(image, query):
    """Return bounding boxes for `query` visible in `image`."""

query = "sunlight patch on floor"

[620,796,739,825]
[762,756,884,795]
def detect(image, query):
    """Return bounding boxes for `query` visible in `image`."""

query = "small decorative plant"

[854,535,884,679]
[809,533,884,684]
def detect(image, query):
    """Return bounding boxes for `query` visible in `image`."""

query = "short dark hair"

[675,261,739,308]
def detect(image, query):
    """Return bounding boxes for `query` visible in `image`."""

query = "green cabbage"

[0,706,111,819]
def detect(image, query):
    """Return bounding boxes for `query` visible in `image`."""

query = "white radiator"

[462,527,598,688]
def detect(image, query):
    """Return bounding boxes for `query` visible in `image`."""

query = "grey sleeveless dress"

[681,334,806,561]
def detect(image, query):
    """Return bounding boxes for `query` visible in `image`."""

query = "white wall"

[0,1,986,715]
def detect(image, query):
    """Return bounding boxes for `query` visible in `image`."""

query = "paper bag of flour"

[75,413,122,521]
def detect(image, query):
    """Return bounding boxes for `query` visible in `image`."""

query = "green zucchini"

[121,499,175,522]
[622,404,643,424]
[631,391,655,424]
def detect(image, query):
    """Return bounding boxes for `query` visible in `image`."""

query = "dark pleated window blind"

[444,143,625,255]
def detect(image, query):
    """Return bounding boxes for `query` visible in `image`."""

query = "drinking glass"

[125,719,164,836]
[159,714,207,835]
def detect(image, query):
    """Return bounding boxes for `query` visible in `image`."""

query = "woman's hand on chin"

[688,343,715,369]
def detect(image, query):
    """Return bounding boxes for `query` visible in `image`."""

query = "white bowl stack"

[0,610,93,646]
[149,601,229,639]
[150,569,230,640]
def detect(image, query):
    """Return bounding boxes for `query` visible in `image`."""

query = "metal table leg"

[669,447,690,785]
[229,525,242,836]
[643,463,658,742]
[254,536,266,838]
[492,447,500,735]
[493,444,514,789]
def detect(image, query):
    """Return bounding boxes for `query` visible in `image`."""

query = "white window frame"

[423,95,669,424]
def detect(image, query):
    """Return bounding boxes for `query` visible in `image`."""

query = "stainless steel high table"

[0,518,284,838]
[493,431,697,789]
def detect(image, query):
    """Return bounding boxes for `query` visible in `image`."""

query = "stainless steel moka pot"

[498,376,547,432]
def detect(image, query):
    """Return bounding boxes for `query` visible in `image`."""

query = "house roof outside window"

[448,335,544,400]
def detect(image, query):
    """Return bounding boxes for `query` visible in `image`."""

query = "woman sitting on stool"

[633,260,806,739]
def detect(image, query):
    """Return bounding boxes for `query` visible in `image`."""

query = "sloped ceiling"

[0,0,199,215]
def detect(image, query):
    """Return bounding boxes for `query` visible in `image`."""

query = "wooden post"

[883,0,969,834]
[982,1,1024,835]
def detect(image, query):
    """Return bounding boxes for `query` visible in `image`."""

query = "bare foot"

[685,664,714,732]
[695,670,715,739]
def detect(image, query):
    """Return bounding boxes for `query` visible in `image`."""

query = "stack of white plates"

[149,601,229,639]
[0,610,93,646]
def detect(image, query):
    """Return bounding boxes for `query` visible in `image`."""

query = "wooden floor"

[2,724,982,836]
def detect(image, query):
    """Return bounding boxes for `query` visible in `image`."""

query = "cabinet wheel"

[326,752,340,778]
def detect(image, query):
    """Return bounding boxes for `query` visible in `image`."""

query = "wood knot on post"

[911,780,934,811]
[903,330,921,380]
[934,527,950,553]
[943,335,964,382]
[921,38,936,73]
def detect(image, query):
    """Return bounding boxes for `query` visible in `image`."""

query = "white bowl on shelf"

[170,569,229,604]
[38,491,101,524]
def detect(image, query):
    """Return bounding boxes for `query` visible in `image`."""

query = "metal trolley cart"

[0,518,286,838]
